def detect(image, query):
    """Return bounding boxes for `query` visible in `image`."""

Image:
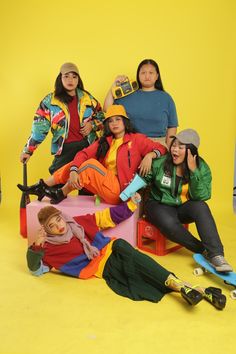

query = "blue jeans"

[145,200,224,257]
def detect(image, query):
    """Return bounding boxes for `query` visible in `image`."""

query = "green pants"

[103,239,172,302]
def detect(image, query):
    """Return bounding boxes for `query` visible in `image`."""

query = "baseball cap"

[171,129,200,148]
[60,62,79,75]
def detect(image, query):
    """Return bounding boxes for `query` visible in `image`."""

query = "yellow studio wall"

[0,0,236,225]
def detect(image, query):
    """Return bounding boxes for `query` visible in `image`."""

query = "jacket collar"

[51,89,90,107]
[106,133,132,145]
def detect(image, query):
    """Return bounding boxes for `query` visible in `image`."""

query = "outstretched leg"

[103,239,201,305]
[103,240,226,309]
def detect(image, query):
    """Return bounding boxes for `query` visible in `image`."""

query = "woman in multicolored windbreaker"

[26,193,227,309]
[20,62,104,174]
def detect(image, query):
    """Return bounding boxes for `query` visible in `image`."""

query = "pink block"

[26,196,140,247]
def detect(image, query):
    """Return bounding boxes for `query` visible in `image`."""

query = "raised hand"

[187,149,197,172]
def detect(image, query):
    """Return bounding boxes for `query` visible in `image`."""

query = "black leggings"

[145,200,224,257]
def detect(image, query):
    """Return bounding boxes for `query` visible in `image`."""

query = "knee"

[147,213,179,234]
[191,200,211,216]
[113,239,134,254]
[80,158,98,169]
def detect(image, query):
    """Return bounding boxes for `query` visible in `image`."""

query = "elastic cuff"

[127,199,138,212]
[70,166,79,173]
[23,150,33,156]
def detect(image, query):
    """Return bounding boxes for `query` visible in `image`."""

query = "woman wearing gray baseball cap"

[120,128,233,275]
[20,62,104,174]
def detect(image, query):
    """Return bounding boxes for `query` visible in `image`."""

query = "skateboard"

[193,253,236,299]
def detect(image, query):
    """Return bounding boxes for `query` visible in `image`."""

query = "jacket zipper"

[128,150,131,168]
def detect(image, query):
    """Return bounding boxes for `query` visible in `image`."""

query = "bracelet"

[153,150,161,158]
[70,166,79,173]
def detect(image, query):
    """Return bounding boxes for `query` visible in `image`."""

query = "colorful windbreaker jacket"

[72,133,167,190]
[26,200,137,278]
[144,155,212,206]
[23,89,104,156]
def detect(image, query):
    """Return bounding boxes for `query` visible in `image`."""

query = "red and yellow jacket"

[72,133,166,190]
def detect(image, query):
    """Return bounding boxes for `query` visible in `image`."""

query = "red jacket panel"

[73,133,167,190]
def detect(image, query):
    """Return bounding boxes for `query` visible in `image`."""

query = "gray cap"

[60,62,79,75]
[171,129,200,148]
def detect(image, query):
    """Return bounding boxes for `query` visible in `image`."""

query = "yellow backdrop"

[1,0,236,219]
[0,1,236,354]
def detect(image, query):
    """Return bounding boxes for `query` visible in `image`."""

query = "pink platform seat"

[26,196,140,246]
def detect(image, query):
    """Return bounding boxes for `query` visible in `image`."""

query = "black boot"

[180,286,203,306]
[204,287,226,310]
[17,179,48,201]
[46,188,67,204]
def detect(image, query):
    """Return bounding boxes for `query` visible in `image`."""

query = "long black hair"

[96,117,136,159]
[54,72,84,104]
[136,59,164,91]
[164,138,200,183]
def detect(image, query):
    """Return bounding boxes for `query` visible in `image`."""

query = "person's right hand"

[113,75,128,87]
[20,152,31,163]
[68,171,83,190]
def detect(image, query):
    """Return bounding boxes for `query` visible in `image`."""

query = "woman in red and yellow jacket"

[17,105,166,204]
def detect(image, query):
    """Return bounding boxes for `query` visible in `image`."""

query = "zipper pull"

[128,150,131,168]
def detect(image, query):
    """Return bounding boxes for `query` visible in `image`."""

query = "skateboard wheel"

[230,290,236,300]
[193,267,204,276]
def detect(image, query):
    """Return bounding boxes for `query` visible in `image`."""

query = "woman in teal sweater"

[120,129,233,273]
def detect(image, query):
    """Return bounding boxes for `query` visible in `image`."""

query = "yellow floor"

[0,202,236,354]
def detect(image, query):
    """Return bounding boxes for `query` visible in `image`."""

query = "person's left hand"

[80,121,93,136]
[187,149,197,172]
[138,152,154,177]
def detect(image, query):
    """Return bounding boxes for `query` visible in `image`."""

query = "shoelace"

[212,256,226,265]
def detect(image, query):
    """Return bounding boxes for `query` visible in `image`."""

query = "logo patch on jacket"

[161,174,171,187]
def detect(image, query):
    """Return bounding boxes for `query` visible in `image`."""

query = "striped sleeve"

[95,200,137,230]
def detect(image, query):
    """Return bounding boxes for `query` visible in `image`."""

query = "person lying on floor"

[26,193,226,310]
[17,104,166,205]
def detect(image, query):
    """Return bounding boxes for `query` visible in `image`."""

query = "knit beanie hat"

[38,206,61,228]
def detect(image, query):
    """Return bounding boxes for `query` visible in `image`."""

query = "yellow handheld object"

[112,79,139,99]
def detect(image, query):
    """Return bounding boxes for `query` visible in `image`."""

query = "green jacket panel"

[144,155,212,206]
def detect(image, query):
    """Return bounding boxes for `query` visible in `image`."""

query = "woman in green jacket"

[120,129,233,273]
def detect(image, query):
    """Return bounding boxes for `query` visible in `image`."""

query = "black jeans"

[49,139,89,174]
[145,200,224,257]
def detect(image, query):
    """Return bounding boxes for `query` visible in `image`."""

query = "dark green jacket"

[144,155,212,206]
